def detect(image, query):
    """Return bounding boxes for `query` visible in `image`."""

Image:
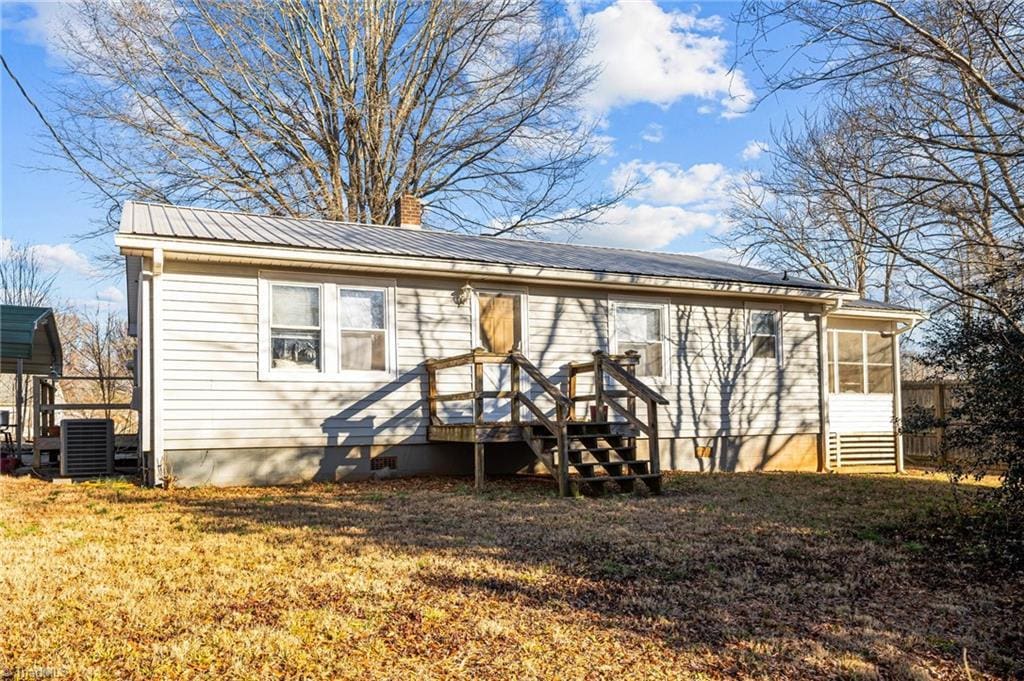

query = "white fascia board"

[829,307,929,323]
[115,234,848,304]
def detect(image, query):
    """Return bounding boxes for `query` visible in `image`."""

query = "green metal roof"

[0,305,63,375]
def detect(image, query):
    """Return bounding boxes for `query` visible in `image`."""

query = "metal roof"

[843,298,921,313]
[0,305,63,375]
[119,201,846,292]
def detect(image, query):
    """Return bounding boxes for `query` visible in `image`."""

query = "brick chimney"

[393,194,422,229]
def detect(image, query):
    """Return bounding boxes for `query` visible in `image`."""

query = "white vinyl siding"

[157,262,825,452]
[666,302,818,438]
[161,262,469,450]
[829,393,896,433]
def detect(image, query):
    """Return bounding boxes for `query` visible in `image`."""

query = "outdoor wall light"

[454,282,474,306]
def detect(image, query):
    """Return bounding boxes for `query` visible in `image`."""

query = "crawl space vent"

[371,455,398,471]
[60,418,115,478]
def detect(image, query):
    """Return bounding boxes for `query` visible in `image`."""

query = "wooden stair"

[525,421,662,495]
[426,349,668,497]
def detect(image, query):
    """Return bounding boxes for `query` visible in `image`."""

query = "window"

[748,309,780,361]
[828,330,893,394]
[270,284,321,371]
[866,334,894,393]
[339,288,387,372]
[613,303,665,378]
[260,273,395,381]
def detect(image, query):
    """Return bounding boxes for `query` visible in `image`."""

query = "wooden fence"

[900,381,966,464]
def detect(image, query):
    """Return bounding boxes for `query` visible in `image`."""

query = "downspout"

[135,265,149,485]
[151,248,165,487]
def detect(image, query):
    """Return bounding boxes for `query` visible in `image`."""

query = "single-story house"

[116,199,924,491]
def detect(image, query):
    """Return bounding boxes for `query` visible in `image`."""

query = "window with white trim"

[339,287,388,372]
[828,330,893,394]
[747,308,781,362]
[259,273,396,381]
[270,283,321,371]
[611,302,667,378]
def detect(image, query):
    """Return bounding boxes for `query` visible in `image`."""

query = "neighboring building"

[116,200,923,488]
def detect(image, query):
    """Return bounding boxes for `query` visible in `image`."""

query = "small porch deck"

[424,349,669,496]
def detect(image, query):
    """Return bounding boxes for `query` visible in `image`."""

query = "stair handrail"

[424,349,572,424]
[508,351,572,411]
[425,349,572,495]
[598,355,669,407]
[567,350,667,481]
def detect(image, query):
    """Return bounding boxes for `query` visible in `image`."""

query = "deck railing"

[425,349,670,493]
[425,349,573,491]
[566,350,670,479]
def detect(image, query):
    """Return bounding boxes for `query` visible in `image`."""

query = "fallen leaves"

[0,472,1021,679]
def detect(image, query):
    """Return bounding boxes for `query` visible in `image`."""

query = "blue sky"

[1,0,805,311]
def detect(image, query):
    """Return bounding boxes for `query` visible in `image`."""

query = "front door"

[474,290,525,421]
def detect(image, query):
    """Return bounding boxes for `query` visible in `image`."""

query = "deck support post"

[510,360,520,424]
[592,351,605,421]
[474,441,485,492]
[473,353,485,491]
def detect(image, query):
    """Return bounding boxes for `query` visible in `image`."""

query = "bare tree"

[60,308,135,430]
[727,114,911,301]
[45,0,617,236]
[0,241,57,307]
[738,0,1024,326]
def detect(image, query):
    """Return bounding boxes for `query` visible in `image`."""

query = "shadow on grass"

[121,472,1023,678]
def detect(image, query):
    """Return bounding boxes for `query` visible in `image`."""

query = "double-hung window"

[747,306,782,363]
[611,302,667,379]
[260,273,395,381]
[339,288,387,372]
[828,330,893,394]
[270,284,321,371]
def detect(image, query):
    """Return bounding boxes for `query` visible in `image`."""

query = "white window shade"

[340,289,385,329]
[340,288,388,372]
[272,285,319,327]
[270,284,321,371]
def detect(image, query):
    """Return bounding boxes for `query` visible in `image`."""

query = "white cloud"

[741,140,769,161]
[582,0,754,118]
[566,204,720,250]
[552,159,743,249]
[640,123,664,143]
[611,160,737,209]
[96,286,125,303]
[2,1,80,60]
[1,238,95,276]
[28,243,95,276]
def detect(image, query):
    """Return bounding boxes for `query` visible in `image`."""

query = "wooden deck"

[424,349,668,496]
[427,420,637,443]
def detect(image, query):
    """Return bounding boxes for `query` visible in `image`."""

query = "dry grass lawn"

[2,471,1021,680]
